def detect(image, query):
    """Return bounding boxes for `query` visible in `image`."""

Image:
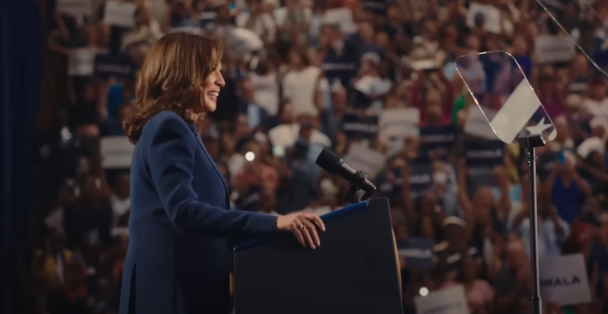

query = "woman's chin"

[203,102,217,112]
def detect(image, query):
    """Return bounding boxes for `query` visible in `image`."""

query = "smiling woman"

[123,32,224,144]
[117,31,325,314]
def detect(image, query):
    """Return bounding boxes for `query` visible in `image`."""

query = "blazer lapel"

[186,123,230,204]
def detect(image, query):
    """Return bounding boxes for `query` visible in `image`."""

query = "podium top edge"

[233,200,371,253]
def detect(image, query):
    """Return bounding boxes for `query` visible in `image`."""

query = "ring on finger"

[300,224,306,230]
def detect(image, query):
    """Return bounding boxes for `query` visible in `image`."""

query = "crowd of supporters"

[23,0,608,313]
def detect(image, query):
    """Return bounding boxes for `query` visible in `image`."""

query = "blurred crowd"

[25,0,608,313]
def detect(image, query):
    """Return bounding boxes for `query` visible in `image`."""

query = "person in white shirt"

[281,48,322,117]
[250,59,280,116]
[236,0,276,44]
[584,79,608,118]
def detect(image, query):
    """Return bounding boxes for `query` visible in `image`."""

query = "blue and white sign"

[341,113,379,139]
[538,151,561,180]
[540,253,591,306]
[414,285,468,314]
[94,54,135,79]
[397,238,435,269]
[464,140,504,167]
[419,125,457,151]
[409,163,433,193]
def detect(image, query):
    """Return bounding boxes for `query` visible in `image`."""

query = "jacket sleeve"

[147,115,278,236]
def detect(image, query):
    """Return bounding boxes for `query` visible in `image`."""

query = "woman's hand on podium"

[275,213,326,249]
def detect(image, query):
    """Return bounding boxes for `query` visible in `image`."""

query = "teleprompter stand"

[518,134,545,314]
[344,170,377,203]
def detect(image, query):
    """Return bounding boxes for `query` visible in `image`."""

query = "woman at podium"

[118,32,325,314]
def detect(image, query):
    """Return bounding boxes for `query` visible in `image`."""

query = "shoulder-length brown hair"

[123,32,223,143]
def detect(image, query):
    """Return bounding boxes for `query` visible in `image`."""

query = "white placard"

[410,59,437,71]
[112,227,129,237]
[68,48,96,76]
[170,27,203,35]
[226,27,263,55]
[101,136,134,169]
[464,106,499,140]
[321,8,356,34]
[540,253,591,306]
[103,0,136,28]
[342,143,386,180]
[466,3,502,34]
[414,285,469,314]
[379,108,420,138]
[535,36,575,64]
[56,0,92,16]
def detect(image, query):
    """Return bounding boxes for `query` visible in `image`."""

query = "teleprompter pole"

[518,134,546,314]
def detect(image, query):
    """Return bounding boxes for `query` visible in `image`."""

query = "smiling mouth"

[207,92,219,102]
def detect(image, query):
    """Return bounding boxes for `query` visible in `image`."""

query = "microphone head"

[315,149,343,175]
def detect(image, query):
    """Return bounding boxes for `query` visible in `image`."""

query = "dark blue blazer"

[119,111,278,314]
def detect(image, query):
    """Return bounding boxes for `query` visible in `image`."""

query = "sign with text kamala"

[540,253,591,306]
[414,285,468,314]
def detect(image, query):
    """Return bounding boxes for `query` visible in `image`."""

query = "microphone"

[315,149,376,192]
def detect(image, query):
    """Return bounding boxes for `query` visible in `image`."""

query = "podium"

[233,198,403,314]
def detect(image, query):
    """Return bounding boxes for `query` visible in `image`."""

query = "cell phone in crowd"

[558,151,566,164]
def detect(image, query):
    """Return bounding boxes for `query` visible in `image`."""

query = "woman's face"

[199,62,226,112]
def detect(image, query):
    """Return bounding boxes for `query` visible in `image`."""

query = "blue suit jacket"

[119,111,278,314]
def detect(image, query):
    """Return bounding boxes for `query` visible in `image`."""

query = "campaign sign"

[464,140,504,167]
[535,36,575,64]
[322,46,358,84]
[94,54,135,79]
[409,162,433,193]
[419,125,457,151]
[414,285,468,314]
[57,0,92,16]
[375,169,403,199]
[396,238,435,269]
[101,136,134,169]
[538,151,560,180]
[379,107,420,138]
[103,0,136,28]
[341,113,379,139]
[539,253,591,306]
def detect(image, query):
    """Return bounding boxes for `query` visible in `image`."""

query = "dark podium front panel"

[234,198,403,314]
